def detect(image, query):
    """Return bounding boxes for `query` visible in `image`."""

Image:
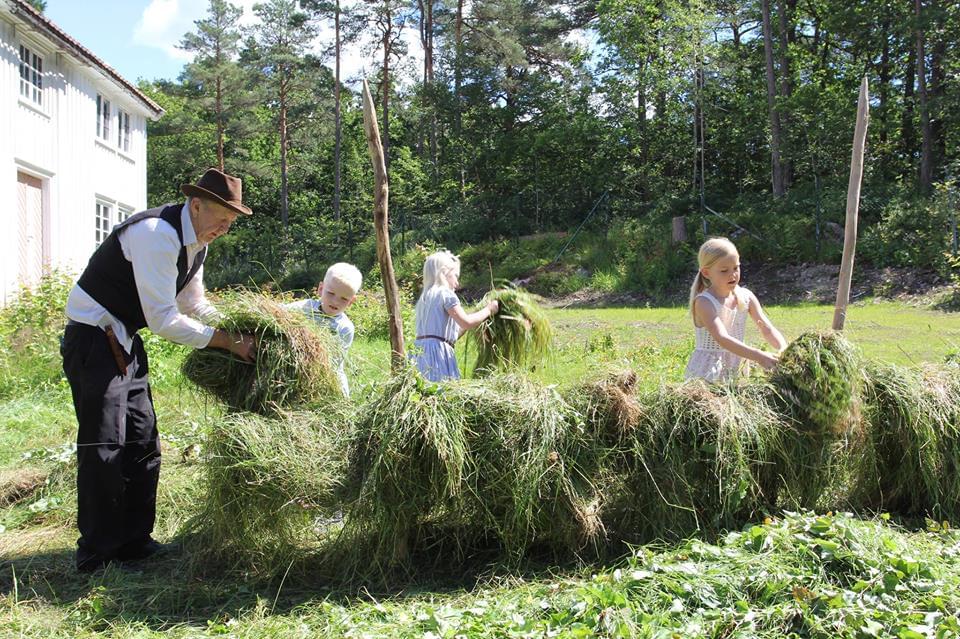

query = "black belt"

[416,334,455,348]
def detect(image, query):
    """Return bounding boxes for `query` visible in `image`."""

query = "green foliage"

[0,273,72,399]
[861,194,956,275]
[347,289,415,342]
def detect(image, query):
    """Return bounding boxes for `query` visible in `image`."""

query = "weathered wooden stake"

[361,79,406,369]
[671,216,687,244]
[832,76,870,331]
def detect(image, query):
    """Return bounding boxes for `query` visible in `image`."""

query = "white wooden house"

[1,0,164,303]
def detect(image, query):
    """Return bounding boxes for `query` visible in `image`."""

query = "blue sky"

[45,0,225,82]
[43,0,395,87]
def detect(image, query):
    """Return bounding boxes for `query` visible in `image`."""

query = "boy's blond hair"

[324,262,362,296]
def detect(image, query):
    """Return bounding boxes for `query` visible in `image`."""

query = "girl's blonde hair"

[689,237,739,314]
[416,250,461,318]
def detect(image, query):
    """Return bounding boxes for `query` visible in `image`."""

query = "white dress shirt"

[65,203,218,354]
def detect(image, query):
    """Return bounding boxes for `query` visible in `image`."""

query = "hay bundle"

[575,370,642,444]
[604,381,784,542]
[769,331,862,435]
[190,409,351,573]
[183,292,341,414]
[470,287,552,375]
[343,368,598,572]
[857,363,944,516]
[765,331,867,509]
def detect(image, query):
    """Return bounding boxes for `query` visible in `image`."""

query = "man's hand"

[209,329,257,362]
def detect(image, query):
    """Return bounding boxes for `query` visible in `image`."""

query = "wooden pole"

[361,79,406,369]
[832,76,870,331]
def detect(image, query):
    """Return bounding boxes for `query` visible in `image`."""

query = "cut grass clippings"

[338,367,596,580]
[470,287,552,376]
[187,407,352,574]
[182,292,342,415]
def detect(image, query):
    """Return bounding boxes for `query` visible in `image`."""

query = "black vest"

[77,203,207,334]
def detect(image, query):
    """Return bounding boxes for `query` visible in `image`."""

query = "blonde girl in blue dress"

[412,250,500,381]
[684,237,787,382]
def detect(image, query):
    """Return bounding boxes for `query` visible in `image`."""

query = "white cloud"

[133,0,205,61]
[132,0,423,86]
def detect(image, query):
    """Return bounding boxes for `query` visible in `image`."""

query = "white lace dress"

[684,288,752,383]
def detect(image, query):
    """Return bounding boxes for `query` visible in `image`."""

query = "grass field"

[1,299,959,638]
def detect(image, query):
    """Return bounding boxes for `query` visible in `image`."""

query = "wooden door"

[16,172,44,288]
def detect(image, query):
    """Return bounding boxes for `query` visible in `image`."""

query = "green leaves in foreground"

[303,512,960,639]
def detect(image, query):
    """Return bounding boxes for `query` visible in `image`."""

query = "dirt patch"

[744,264,951,305]
[0,467,48,506]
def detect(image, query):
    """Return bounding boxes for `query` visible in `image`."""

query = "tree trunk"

[916,0,933,193]
[333,0,342,224]
[455,0,465,198]
[426,0,436,168]
[762,0,785,197]
[381,12,391,180]
[777,0,793,188]
[930,30,945,175]
[280,68,289,227]
[833,78,870,331]
[878,15,890,148]
[902,36,916,179]
[215,36,225,172]
[361,79,405,369]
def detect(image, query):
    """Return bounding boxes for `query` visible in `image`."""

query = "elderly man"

[61,168,256,572]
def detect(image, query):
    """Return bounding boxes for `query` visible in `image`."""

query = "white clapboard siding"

[1,1,163,304]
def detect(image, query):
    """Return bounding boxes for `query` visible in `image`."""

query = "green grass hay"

[184,324,960,582]
[182,292,342,414]
[189,408,351,574]
[600,380,785,542]
[470,287,552,375]
[857,363,960,520]
[765,331,867,510]
[342,367,598,575]
[769,331,862,435]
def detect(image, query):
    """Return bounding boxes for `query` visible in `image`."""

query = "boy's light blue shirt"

[285,299,354,396]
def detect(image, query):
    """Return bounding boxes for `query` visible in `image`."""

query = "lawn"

[1,299,959,638]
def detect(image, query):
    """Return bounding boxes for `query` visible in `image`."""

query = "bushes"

[860,193,955,275]
[0,273,72,399]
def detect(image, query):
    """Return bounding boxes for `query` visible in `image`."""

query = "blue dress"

[412,288,461,382]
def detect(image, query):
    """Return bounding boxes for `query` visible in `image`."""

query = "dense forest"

[142,0,960,292]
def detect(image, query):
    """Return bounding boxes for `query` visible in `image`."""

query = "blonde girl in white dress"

[684,237,787,382]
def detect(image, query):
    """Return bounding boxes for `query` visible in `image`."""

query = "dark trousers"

[61,323,160,565]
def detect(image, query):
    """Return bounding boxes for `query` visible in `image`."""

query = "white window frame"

[95,201,113,247]
[96,94,111,141]
[117,205,133,225]
[19,44,43,106]
[117,109,131,153]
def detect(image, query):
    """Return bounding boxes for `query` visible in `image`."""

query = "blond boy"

[286,263,362,396]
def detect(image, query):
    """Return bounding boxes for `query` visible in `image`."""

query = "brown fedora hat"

[180,168,253,216]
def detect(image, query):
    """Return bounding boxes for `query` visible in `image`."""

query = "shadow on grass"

[0,531,597,631]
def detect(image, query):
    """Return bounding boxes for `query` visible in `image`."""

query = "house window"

[118,206,133,224]
[19,45,43,105]
[95,202,113,247]
[96,94,111,141]
[118,110,131,152]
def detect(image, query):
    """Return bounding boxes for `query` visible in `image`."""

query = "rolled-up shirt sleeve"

[123,219,216,349]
